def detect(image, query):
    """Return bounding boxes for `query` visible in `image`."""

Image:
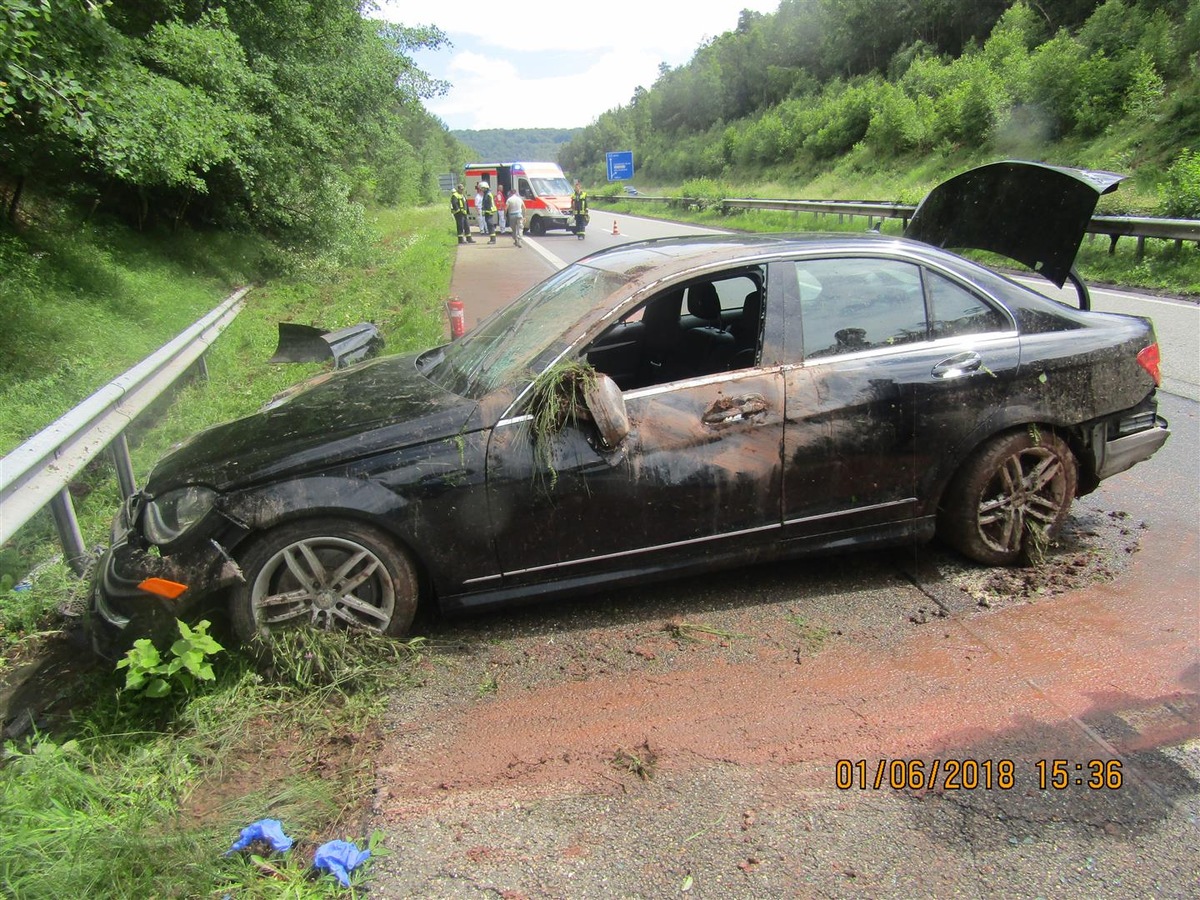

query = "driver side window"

[585,270,764,390]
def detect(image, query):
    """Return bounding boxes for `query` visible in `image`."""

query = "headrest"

[686,283,721,321]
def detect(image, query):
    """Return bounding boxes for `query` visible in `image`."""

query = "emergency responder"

[450,183,473,243]
[571,180,589,239]
[480,182,498,244]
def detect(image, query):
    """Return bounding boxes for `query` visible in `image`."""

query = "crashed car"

[89,161,1170,654]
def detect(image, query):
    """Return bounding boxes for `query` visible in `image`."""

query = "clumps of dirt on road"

[941,503,1145,609]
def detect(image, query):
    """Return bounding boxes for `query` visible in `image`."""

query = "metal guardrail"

[0,287,250,574]
[604,196,1200,259]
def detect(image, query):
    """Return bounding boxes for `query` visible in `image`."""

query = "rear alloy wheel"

[231,520,417,642]
[940,429,1078,566]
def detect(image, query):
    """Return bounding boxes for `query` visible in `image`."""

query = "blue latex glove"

[226,818,294,855]
[313,839,371,887]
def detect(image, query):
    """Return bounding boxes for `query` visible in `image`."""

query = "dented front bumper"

[88,497,244,658]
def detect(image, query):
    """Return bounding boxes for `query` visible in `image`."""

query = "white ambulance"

[464,162,576,235]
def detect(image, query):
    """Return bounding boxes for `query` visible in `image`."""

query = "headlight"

[142,486,217,545]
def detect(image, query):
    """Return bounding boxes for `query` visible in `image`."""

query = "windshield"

[421,264,630,399]
[531,177,572,196]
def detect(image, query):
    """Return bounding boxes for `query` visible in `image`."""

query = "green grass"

[1,634,421,898]
[0,203,453,600]
[1,203,452,897]
[0,211,278,455]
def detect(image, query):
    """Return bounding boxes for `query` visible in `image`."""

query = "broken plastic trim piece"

[269,323,384,368]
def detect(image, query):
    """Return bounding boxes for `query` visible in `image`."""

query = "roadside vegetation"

[563,1,1200,202]
[566,0,1200,296]
[0,205,453,898]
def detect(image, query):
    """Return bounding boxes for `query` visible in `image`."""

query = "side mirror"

[583,373,630,450]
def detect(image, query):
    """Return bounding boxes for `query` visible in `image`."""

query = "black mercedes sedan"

[89,162,1170,654]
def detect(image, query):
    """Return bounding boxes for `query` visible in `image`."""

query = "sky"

[375,1,780,132]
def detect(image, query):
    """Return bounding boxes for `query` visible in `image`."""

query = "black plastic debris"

[269,323,384,368]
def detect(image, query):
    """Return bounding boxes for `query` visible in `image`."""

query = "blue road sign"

[606,151,634,181]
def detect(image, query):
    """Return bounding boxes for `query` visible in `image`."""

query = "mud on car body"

[89,162,1170,656]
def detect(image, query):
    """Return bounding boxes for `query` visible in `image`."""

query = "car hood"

[905,160,1125,288]
[146,352,476,493]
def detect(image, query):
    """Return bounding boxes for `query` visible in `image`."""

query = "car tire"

[230,520,418,642]
[529,217,545,236]
[939,428,1078,566]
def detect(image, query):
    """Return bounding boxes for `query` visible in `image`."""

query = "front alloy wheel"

[231,520,417,642]
[940,430,1078,566]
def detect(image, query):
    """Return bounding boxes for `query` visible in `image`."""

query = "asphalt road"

[382,212,1200,898]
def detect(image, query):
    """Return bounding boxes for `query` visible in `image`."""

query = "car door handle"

[931,351,983,379]
[702,393,768,425]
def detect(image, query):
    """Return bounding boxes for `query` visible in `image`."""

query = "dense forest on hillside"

[560,0,1200,210]
[0,0,471,246]
[453,127,582,163]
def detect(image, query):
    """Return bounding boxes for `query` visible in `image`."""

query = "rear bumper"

[1086,395,1170,482]
[1094,414,1170,480]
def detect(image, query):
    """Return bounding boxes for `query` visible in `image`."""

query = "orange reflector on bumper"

[138,577,189,600]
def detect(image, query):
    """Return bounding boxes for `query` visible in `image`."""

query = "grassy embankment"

[0,206,454,898]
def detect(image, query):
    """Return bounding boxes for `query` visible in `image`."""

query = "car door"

[778,255,1020,543]
[484,269,785,591]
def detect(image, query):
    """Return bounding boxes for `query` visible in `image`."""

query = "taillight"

[1136,343,1162,386]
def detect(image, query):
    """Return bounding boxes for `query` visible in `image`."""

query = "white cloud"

[375,0,778,130]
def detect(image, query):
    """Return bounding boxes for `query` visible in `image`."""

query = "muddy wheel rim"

[975,447,1068,554]
[250,536,395,633]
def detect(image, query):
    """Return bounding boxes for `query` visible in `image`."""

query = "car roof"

[576,232,962,282]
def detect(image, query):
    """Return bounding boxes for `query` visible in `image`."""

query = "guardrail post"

[49,488,89,576]
[111,433,137,499]
[1136,236,1146,262]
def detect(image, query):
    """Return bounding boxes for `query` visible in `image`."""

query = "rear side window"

[926,271,1008,339]
[795,259,927,358]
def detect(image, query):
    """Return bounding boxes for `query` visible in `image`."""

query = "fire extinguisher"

[447,297,465,339]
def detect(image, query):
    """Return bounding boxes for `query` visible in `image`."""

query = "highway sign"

[606,151,634,181]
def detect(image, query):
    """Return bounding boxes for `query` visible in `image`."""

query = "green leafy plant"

[116,619,224,699]
[1159,147,1200,217]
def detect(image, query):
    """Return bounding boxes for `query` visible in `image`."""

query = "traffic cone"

[612,219,620,235]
